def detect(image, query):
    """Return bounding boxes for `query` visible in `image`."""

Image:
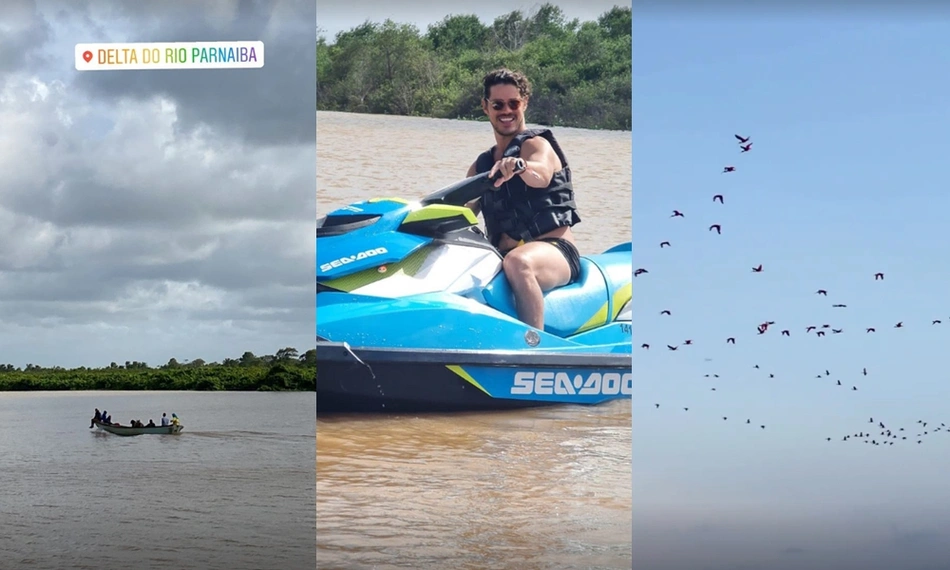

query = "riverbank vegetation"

[0,348,315,392]
[317,4,631,131]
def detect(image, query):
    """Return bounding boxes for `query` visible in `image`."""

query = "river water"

[0,391,315,570]
[316,111,632,570]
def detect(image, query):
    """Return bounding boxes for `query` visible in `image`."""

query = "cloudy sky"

[0,0,315,368]
[317,0,626,41]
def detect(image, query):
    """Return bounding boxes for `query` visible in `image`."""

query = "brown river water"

[0,392,315,570]
[316,111,632,570]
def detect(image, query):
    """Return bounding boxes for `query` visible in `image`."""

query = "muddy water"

[317,111,632,570]
[0,391,315,570]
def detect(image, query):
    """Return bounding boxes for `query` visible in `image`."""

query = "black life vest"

[474,128,580,247]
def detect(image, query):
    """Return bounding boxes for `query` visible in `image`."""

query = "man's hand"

[488,157,526,188]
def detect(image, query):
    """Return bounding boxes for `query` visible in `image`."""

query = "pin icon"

[82,50,93,63]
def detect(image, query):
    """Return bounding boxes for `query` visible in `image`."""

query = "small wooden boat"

[93,420,183,436]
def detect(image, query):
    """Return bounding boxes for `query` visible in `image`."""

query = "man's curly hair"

[482,68,532,100]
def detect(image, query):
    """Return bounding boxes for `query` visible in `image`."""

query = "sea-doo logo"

[511,371,633,396]
[320,247,388,272]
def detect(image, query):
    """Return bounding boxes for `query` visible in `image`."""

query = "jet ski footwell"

[316,341,632,413]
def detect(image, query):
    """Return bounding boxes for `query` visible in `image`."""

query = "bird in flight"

[875,272,884,280]
[634,268,648,277]
[816,289,827,296]
[660,241,671,248]
[660,310,671,315]
[713,194,724,204]
[740,143,752,152]
[752,264,763,272]
[723,166,735,173]
[735,134,750,143]
[709,224,722,234]
[671,210,685,218]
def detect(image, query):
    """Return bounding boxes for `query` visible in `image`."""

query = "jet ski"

[317,165,632,413]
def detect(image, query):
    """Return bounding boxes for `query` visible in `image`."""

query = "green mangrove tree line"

[317,4,631,130]
[0,348,315,392]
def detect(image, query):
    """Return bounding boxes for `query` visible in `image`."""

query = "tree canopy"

[317,5,631,131]
[0,348,316,391]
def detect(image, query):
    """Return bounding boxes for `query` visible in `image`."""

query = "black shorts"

[501,238,581,285]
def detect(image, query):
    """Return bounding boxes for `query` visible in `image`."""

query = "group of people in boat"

[90,408,179,429]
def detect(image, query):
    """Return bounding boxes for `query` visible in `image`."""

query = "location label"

[75,41,264,71]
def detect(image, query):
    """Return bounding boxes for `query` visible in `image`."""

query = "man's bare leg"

[502,241,572,329]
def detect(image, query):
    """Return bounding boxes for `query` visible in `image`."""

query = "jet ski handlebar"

[420,159,526,207]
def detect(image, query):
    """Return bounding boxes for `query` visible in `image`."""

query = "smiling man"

[466,68,582,330]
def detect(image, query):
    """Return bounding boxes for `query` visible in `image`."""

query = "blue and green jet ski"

[317,169,632,413]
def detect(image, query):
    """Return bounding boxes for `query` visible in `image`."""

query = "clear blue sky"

[633,12,950,568]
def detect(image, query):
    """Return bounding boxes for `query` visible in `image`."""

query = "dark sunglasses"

[487,98,523,111]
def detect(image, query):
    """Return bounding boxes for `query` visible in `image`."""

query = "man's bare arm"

[516,137,562,188]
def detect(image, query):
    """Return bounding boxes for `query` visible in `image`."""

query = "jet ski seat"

[482,256,611,338]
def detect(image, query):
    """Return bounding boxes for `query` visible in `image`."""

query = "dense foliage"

[317,5,631,131]
[0,348,315,392]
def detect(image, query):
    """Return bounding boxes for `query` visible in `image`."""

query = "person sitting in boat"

[161,413,169,426]
[147,419,155,427]
[90,408,101,428]
[102,411,111,425]
[170,413,180,426]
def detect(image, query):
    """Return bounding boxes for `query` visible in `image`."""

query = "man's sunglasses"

[487,98,523,111]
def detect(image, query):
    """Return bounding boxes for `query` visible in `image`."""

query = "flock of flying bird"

[634,133,949,447]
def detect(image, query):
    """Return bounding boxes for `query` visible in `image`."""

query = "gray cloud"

[70,0,317,146]
[0,1,315,367]
[634,514,950,570]
[890,528,943,551]
[0,1,52,79]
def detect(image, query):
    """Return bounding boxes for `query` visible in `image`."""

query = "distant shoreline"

[0,354,316,392]
[317,7,631,131]
[316,110,632,134]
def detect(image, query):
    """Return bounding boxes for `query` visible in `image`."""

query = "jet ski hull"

[316,341,632,413]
